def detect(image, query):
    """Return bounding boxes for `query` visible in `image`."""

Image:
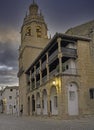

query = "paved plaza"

[0,114,94,130]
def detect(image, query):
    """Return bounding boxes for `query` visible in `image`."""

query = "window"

[89,88,94,99]
[10,89,13,92]
[25,27,31,36]
[9,96,12,99]
[36,26,41,38]
[66,65,69,70]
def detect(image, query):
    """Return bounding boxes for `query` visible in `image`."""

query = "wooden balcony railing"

[31,72,34,77]
[42,76,47,83]
[49,69,58,78]
[62,47,77,58]
[31,82,35,89]
[41,61,46,70]
[48,50,58,63]
[36,80,40,87]
[36,67,40,74]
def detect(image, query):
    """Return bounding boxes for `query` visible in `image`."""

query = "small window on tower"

[25,27,31,36]
[36,26,41,38]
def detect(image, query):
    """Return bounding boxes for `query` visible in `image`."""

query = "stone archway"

[67,82,79,115]
[27,96,30,116]
[50,86,58,115]
[42,89,47,115]
[32,95,35,114]
[36,92,41,115]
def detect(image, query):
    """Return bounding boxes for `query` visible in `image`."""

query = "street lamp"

[52,80,56,85]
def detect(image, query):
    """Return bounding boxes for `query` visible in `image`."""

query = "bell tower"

[18,1,49,115]
[21,1,48,46]
[19,0,49,69]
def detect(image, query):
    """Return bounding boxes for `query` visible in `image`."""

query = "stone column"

[47,90,50,116]
[58,53,62,73]
[34,93,37,116]
[40,92,43,116]
[39,60,42,85]
[34,66,36,88]
[30,95,32,116]
[30,70,32,91]
[57,76,64,117]
[46,52,49,80]
[57,37,62,73]
[57,37,62,53]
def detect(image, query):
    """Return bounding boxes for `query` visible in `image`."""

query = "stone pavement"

[0,114,94,130]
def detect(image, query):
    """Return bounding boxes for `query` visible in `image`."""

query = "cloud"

[0,27,20,45]
[0,65,13,70]
[0,69,18,85]
[0,28,20,87]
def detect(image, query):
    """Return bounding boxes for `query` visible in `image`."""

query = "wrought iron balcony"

[62,47,77,58]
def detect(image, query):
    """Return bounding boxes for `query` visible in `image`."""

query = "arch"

[50,86,58,115]
[42,89,47,115]
[36,92,41,115]
[27,96,30,116]
[25,26,31,36]
[36,26,41,37]
[65,78,80,89]
[67,82,79,115]
[32,95,35,114]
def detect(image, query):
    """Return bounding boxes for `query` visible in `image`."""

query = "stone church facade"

[18,1,94,119]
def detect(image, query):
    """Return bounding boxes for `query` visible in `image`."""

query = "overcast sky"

[0,0,94,87]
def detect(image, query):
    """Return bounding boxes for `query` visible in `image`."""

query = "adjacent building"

[66,20,94,61]
[0,90,3,113]
[2,86,19,115]
[18,1,94,119]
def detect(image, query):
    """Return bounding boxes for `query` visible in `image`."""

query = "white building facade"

[0,90,3,113]
[2,86,19,115]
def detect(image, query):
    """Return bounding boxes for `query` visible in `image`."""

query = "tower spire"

[33,0,35,4]
[29,0,38,15]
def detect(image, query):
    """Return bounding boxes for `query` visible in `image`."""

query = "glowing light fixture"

[53,80,56,85]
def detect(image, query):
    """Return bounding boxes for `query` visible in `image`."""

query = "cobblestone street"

[0,114,94,130]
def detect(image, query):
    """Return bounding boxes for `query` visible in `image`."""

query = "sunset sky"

[0,0,94,87]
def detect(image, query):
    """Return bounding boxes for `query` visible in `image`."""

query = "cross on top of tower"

[29,0,38,15]
[33,0,35,4]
